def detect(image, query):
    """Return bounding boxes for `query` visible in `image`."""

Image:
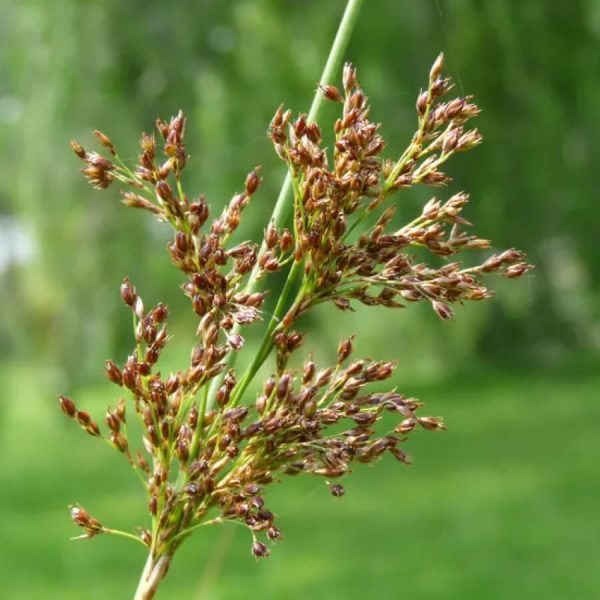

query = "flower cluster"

[62,54,531,596]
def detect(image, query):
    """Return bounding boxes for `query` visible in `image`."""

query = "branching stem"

[207,0,365,410]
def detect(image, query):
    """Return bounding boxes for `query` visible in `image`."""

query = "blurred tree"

[1,0,598,382]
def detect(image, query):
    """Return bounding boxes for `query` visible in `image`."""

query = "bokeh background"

[1,0,599,598]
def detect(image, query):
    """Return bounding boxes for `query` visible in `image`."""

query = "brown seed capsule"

[149,495,158,516]
[252,540,269,558]
[156,180,173,202]
[279,228,294,253]
[105,409,120,433]
[395,418,417,433]
[337,336,354,364]
[116,399,126,422]
[70,505,90,527]
[216,385,231,407]
[188,406,198,429]
[120,277,137,306]
[315,368,333,388]
[330,483,345,497]
[320,84,343,102]
[177,440,190,462]
[266,526,282,541]
[416,91,429,116]
[59,395,76,417]
[265,223,278,249]
[504,263,531,278]
[303,360,315,384]
[93,130,116,155]
[146,425,159,447]
[166,374,180,395]
[227,333,244,351]
[276,373,292,400]
[342,62,357,92]
[333,297,351,311]
[105,360,122,385]
[245,168,261,195]
[111,432,128,452]
[76,410,91,426]
[140,530,152,547]
[243,483,261,497]
[418,416,447,431]
[85,421,101,437]
[70,140,86,159]
[432,301,453,320]
[256,394,267,414]
[429,52,445,82]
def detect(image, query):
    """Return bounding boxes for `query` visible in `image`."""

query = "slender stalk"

[133,553,154,600]
[228,259,303,407]
[134,553,172,600]
[207,0,364,410]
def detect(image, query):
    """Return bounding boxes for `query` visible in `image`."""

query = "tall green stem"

[134,553,171,600]
[206,0,364,411]
[228,259,303,407]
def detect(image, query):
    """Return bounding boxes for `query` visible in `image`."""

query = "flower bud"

[93,130,116,155]
[320,84,342,102]
[337,336,354,364]
[429,52,445,82]
[120,277,137,306]
[105,360,122,385]
[330,483,345,497]
[252,540,270,558]
[245,168,261,195]
[59,395,76,417]
[70,140,86,159]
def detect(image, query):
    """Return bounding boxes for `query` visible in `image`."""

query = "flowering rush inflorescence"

[62,54,532,598]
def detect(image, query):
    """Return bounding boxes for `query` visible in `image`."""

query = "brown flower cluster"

[62,53,531,593]
[268,61,529,326]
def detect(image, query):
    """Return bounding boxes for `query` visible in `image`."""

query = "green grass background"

[2,366,598,599]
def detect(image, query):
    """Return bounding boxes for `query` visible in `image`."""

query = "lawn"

[1,366,598,599]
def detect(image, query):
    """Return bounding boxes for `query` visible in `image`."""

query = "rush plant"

[60,2,532,597]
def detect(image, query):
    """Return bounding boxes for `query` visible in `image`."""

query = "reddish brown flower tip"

[70,505,90,527]
[337,336,354,364]
[252,540,270,558]
[120,277,137,307]
[330,483,345,497]
[70,140,86,159]
[266,526,282,541]
[93,130,116,156]
[432,301,453,320]
[429,52,445,82]
[320,84,343,102]
[418,416,447,431]
[58,395,77,417]
[105,360,123,386]
[245,167,262,195]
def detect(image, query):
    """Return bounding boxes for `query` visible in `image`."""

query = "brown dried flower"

[62,51,532,598]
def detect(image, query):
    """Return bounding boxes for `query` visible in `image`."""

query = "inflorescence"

[62,54,532,584]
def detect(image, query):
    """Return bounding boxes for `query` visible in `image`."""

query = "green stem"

[207,0,364,410]
[103,527,147,547]
[186,382,209,469]
[228,259,304,407]
[133,552,172,600]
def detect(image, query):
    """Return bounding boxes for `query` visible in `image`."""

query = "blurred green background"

[1,0,599,598]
